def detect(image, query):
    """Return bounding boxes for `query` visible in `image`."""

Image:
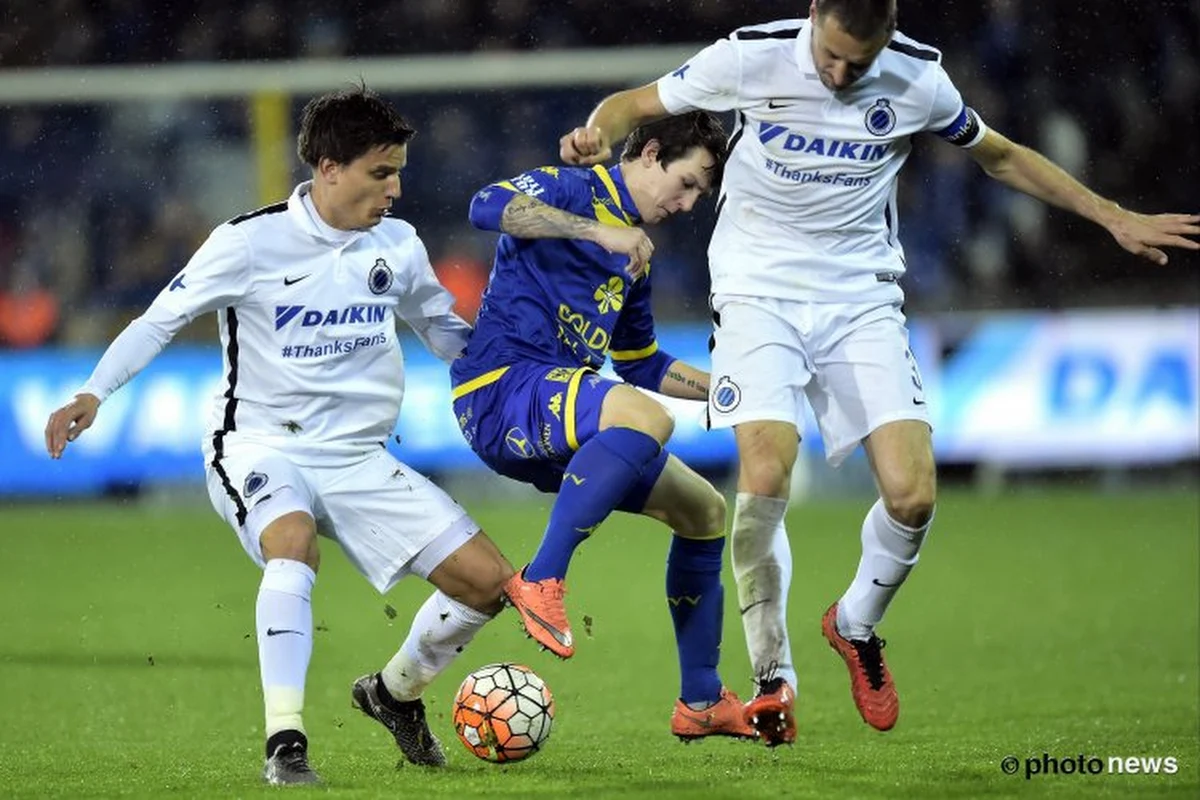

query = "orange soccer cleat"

[821,602,899,731]
[743,676,797,746]
[504,566,574,659]
[671,687,759,742]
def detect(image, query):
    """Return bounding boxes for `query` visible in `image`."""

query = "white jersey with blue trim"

[79,181,469,460]
[656,18,987,304]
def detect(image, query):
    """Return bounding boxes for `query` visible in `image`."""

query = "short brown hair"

[620,111,727,187]
[297,85,416,168]
[814,0,897,40]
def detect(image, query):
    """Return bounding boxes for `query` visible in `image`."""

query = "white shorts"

[204,442,479,593]
[707,295,929,467]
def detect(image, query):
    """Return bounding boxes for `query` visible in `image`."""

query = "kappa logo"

[243,471,268,498]
[711,376,742,413]
[864,98,897,136]
[368,258,393,295]
[547,392,563,421]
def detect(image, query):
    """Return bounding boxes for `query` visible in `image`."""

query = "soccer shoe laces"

[754,659,782,695]
[850,636,888,690]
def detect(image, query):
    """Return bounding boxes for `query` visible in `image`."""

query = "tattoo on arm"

[666,369,708,396]
[500,193,599,240]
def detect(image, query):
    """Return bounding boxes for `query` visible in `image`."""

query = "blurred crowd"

[1,0,1197,348]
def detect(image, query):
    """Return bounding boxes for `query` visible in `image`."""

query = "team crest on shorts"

[368,258,393,295]
[864,99,896,136]
[243,471,269,498]
[711,376,742,413]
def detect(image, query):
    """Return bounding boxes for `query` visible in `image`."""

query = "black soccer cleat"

[351,673,447,767]
[262,731,321,785]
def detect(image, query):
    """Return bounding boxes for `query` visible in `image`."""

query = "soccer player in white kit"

[559,0,1200,745]
[44,87,517,784]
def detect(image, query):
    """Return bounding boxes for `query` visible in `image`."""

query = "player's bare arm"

[561,83,669,167]
[45,392,101,459]
[658,360,709,402]
[967,129,1200,266]
[499,192,654,278]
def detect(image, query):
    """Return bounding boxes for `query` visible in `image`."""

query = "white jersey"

[657,18,987,304]
[79,182,470,461]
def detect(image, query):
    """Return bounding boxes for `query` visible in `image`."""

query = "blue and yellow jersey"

[450,164,673,392]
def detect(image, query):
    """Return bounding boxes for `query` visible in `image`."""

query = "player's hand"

[45,393,100,459]
[1105,210,1200,265]
[594,225,654,280]
[561,126,612,166]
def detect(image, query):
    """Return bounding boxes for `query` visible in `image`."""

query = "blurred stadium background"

[1,0,1196,498]
[0,2,1197,796]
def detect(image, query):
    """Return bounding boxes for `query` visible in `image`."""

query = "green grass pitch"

[0,488,1196,798]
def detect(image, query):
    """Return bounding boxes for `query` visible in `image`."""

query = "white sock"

[380,590,493,702]
[730,493,796,689]
[838,499,933,640]
[257,558,315,738]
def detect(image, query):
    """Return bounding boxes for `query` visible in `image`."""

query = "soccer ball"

[452,662,555,762]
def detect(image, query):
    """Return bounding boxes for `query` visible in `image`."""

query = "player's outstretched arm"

[658,360,709,402]
[472,190,655,279]
[45,392,100,459]
[561,83,669,167]
[968,129,1200,265]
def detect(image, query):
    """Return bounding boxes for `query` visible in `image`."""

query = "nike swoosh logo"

[912,398,926,406]
[676,709,716,728]
[739,599,770,615]
[266,628,304,637]
[283,274,311,286]
[871,578,902,588]
[524,608,572,647]
[767,100,790,109]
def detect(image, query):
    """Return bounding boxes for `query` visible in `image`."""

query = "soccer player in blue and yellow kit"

[451,112,757,740]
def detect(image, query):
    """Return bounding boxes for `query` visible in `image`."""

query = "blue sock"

[524,427,661,582]
[667,535,725,704]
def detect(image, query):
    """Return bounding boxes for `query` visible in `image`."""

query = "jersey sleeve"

[926,64,988,148]
[608,276,675,390]
[655,37,743,114]
[77,224,251,402]
[395,235,471,361]
[469,167,591,231]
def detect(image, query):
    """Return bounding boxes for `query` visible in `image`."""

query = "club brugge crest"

[368,258,393,295]
[864,98,896,136]
[711,376,741,413]
[243,471,268,498]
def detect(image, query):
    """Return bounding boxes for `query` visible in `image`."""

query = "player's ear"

[317,156,341,184]
[641,139,662,168]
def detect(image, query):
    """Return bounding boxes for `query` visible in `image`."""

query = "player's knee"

[458,555,514,616]
[739,456,791,498]
[603,387,674,445]
[259,512,319,570]
[881,477,936,528]
[673,483,726,539]
[638,401,675,445]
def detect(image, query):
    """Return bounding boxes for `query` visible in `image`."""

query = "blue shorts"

[452,363,662,510]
